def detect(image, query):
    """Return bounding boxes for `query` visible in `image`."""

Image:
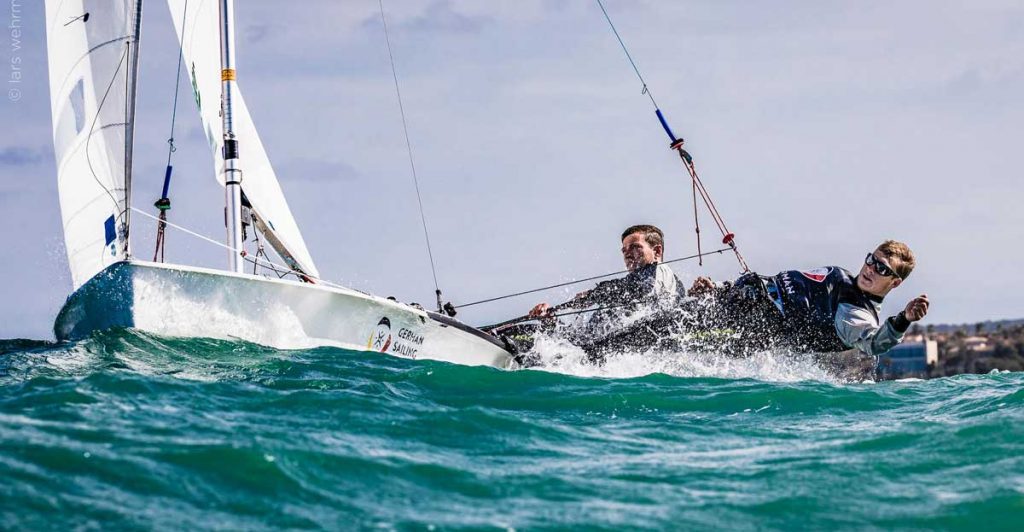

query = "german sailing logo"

[367,317,392,352]
[800,267,832,283]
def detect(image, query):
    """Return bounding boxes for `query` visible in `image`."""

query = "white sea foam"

[523,332,845,384]
[41,341,103,374]
[516,299,861,383]
[132,275,323,350]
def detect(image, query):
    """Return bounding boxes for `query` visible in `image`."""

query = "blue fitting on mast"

[155,165,173,211]
[160,165,173,199]
[655,109,678,143]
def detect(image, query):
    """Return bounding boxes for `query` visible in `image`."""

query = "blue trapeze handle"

[160,165,173,199]
[655,109,678,143]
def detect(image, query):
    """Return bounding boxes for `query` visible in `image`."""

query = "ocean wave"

[2,330,1023,529]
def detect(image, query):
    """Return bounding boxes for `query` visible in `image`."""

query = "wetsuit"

[501,263,685,364]
[726,267,910,356]
[577,262,685,309]
[561,263,686,358]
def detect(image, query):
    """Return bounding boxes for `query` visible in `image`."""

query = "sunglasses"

[864,253,901,279]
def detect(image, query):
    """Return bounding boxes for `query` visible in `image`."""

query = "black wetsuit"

[576,262,685,309]
[717,267,909,355]
[500,263,685,364]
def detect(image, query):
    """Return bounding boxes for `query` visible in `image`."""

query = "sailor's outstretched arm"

[834,304,911,356]
[527,286,604,318]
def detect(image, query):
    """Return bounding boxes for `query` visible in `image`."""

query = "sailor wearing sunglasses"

[690,240,929,356]
[833,242,930,355]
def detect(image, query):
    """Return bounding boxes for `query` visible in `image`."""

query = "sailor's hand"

[528,303,553,318]
[689,277,715,298]
[904,294,929,321]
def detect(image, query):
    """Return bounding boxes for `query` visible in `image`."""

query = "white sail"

[45,1,141,289]
[167,0,319,278]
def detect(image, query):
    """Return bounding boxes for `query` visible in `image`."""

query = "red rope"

[672,144,750,273]
[153,211,167,262]
[691,179,702,266]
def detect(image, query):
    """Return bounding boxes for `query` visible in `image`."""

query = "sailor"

[528,224,685,319]
[690,240,929,356]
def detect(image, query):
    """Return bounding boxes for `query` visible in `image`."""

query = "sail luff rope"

[153,0,189,262]
[378,0,445,312]
[594,0,750,273]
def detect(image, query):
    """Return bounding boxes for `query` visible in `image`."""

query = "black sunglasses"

[865,253,901,279]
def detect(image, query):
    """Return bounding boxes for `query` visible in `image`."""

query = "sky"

[1,0,1023,339]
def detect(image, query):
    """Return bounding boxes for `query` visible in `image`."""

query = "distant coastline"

[906,318,1024,376]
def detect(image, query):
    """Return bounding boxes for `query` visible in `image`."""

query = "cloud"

[0,146,50,166]
[365,1,490,35]
[244,23,278,44]
[409,1,489,33]
[278,158,360,182]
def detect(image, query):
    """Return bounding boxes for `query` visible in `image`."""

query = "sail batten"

[167,0,320,279]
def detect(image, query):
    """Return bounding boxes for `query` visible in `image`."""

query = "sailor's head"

[858,240,915,297]
[621,224,665,272]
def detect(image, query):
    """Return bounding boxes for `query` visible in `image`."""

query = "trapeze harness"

[738,267,880,352]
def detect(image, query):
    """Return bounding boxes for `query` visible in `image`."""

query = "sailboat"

[44,0,514,368]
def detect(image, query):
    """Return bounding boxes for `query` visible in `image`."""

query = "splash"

[522,332,846,383]
[514,295,870,383]
[131,275,328,350]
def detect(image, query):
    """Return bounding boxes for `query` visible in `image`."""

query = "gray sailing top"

[834,300,908,356]
[771,266,910,356]
[583,262,685,308]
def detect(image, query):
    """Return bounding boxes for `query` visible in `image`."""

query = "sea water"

[1,330,1022,530]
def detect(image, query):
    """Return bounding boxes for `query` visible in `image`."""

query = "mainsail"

[45,1,142,289]
[167,0,319,278]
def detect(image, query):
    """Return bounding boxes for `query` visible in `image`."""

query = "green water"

[1,330,1022,530]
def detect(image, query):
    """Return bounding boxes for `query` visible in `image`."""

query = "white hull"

[54,261,514,369]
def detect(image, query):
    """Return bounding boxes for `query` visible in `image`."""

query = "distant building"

[963,336,990,352]
[877,340,938,379]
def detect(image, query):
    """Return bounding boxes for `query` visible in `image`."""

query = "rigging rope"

[480,300,639,332]
[594,0,750,273]
[454,247,731,309]
[378,0,447,313]
[85,44,128,221]
[153,0,188,262]
[132,207,348,289]
[595,0,659,110]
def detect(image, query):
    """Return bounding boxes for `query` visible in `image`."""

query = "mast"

[123,0,145,259]
[219,0,245,273]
